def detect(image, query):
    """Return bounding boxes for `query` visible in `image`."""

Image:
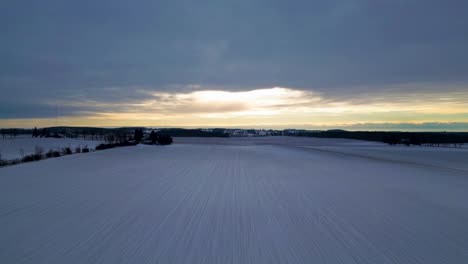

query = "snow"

[0,137,102,160]
[1,137,468,263]
[303,144,468,172]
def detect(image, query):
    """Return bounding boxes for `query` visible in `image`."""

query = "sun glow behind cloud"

[2,86,468,130]
[159,87,317,117]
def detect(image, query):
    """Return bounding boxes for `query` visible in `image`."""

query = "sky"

[1,0,468,131]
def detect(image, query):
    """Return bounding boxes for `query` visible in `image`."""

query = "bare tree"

[32,127,39,137]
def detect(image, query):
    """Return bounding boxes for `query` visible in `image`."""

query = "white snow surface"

[1,137,468,263]
[0,137,102,160]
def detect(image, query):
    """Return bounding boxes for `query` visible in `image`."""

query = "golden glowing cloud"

[2,86,468,129]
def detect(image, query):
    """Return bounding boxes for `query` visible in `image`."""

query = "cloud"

[0,102,90,119]
[2,1,468,94]
[1,0,468,129]
[0,86,457,127]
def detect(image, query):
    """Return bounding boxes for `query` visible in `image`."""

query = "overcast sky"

[1,0,468,130]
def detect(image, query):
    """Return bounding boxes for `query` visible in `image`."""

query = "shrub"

[27,146,45,161]
[96,141,137,150]
[0,154,7,167]
[75,147,81,153]
[22,154,42,162]
[116,141,137,147]
[62,147,73,155]
[82,146,90,153]
[158,135,173,145]
[46,150,61,158]
[22,155,34,162]
[46,150,53,158]
[96,143,114,150]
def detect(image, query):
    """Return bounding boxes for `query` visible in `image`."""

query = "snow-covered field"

[0,137,102,160]
[1,137,468,263]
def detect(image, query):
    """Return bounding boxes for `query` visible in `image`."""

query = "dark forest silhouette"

[2,127,468,147]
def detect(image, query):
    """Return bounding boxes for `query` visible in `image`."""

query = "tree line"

[2,127,229,139]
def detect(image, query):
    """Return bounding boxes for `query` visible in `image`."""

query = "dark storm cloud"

[1,0,468,118]
[0,101,90,119]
